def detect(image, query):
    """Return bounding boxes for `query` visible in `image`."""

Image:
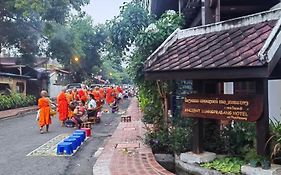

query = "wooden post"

[192,118,204,154]
[192,81,204,154]
[202,0,216,25]
[256,79,269,156]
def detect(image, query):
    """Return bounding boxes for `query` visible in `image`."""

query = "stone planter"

[154,153,175,173]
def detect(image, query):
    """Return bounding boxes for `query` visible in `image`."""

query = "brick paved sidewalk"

[0,106,37,120]
[93,98,174,175]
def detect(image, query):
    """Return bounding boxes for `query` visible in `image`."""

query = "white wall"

[48,72,65,98]
[269,80,281,122]
[49,85,64,99]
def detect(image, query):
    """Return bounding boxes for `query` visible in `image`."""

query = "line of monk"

[37,84,124,133]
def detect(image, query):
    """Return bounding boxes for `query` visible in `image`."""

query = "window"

[234,81,256,94]
[0,83,11,95]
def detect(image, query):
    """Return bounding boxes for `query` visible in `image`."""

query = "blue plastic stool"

[69,136,82,146]
[74,130,86,140]
[64,138,78,150]
[73,133,85,142]
[57,142,73,155]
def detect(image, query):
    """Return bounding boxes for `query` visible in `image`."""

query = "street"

[0,99,131,175]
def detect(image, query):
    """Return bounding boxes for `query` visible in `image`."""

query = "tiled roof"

[144,9,281,74]
[145,20,277,72]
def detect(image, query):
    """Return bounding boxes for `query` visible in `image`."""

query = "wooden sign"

[182,94,263,122]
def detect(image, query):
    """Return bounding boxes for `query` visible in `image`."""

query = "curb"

[0,106,37,120]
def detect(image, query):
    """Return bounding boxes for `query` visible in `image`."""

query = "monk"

[106,86,115,104]
[93,87,103,111]
[38,90,51,134]
[66,89,73,104]
[78,85,87,105]
[57,89,68,126]
[66,89,74,119]
[92,87,100,102]
[99,87,105,102]
[72,88,80,101]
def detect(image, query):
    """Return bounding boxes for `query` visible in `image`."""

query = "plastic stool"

[73,132,85,141]
[74,130,86,140]
[57,142,73,155]
[81,128,91,137]
[73,133,85,142]
[64,138,78,150]
[74,130,86,138]
[69,136,82,146]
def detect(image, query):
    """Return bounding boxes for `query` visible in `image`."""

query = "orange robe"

[38,97,51,127]
[78,89,87,103]
[66,93,74,118]
[117,86,123,94]
[92,90,100,101]
[57,92,68,121]
[106,87,115,104]
[99,88,105,100]
[66,93,73,104]
[72,91,80,101]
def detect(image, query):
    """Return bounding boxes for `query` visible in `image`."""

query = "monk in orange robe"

[57,89,68,126]
[66,89,74,119]
[93,87,103,111]
[92,87,100,102]
[99,87,105,101]
[78,88,87,105]
[72,88,80,101]
[106,87,115,104]
[38,90,51,134]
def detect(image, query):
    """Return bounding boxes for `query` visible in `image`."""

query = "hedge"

[0,93,36,111]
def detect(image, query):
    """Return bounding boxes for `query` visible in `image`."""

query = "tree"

[108,0,153,57]
[48,16,108,82]
[0,0,89,65]
[106,0,184,125]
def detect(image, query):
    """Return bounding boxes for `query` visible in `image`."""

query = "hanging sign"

[181,94,263,122]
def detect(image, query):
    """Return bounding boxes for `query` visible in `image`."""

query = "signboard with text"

[182,94,263,122]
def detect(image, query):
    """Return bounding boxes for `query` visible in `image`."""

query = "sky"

[82,0,131,24]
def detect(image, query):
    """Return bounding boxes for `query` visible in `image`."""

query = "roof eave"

[145,66,269,81]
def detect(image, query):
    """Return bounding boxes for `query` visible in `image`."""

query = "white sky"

[82,0,132,24]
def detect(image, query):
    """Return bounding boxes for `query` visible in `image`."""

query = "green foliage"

[268,118,281,162]
[0,0,89,65]
[48,16,108,82]
[144,118,192,154]
[145,127,172,153]
[0,93,36,111]
[201,157,245,174]
[210,121,256,156]
[108,0,152,54]
[15,0,89,23]
[169,126,191,154]
[128,10,184,86]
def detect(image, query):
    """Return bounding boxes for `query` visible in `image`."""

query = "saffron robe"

[106,87,115,104]
[57,92,68,121]
[38,97,51,127]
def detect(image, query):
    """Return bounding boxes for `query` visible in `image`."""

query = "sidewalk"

[0,106,37,120]
[93,98,174,175]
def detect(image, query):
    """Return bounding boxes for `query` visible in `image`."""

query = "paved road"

[0,99,131,175]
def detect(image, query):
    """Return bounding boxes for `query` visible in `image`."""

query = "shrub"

[201,157,245,174]
[267,118,281,163]
[0,93,36,111]
[144,119,192,154]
